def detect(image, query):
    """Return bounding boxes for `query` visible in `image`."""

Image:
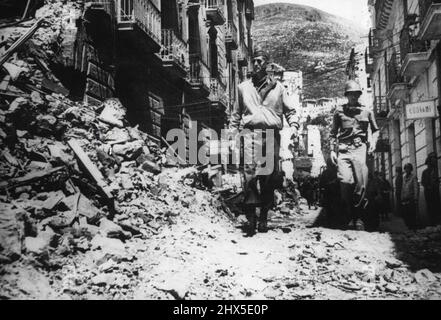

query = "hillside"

[253,2,367,99]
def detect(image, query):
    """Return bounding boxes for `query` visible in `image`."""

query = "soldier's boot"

[244,207,257,237]
[258,208,269,233]
[354,207,365,231]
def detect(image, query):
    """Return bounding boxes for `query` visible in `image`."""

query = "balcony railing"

[188,54,211,92]
[237,38,248,66]
[419,0,441,21]
[117,0,161,44]
[365,47,373,74]
[399,26,430,61]
[209,78,228,108]
[368,29,381,58]
[374,96,389,118]
[387,52,404,89]
[225,21,238,49]
[159,29,188,72]
[117,0,134,23]
[418,0,441,39]
[85,0,114,17]
[205,0,225,10]
[204,0,226,25]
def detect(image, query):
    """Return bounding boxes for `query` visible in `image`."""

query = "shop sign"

[405,100,437,120]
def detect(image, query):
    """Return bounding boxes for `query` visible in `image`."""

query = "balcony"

[158,29,188,77]
[400,26,431,77]
[374,96,389,124]
[116,0,161,46]
[209,78,228,110]
[368,29,381,58]
[187,54,211,96]
[387,52,408,103]
[237,39,248,67]
[204,0,226,26]
[365,48,374,74]
[225,21,238,50]
[418,0,441,40]
[85,0,114,16]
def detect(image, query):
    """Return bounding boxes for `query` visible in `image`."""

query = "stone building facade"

[367,0,441,225]
[63,0,255,147]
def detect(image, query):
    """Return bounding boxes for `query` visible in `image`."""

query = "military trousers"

[241,129,281,211]
[336,142,368,222]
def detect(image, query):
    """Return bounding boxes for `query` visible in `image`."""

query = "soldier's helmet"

[344,80,362,96]
[253,45,270,61]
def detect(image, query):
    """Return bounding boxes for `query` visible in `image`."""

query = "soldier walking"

[330,80,379,230]
[229,48,300,237]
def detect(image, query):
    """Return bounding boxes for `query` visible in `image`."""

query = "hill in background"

[253,2,367,99]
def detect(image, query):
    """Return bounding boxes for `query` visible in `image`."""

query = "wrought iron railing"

[387,51,404,89]
[399,25,430,61]
[117,0,161,43]
[237,38,248,63]
[188,54,211,89]
[159,29,188,70]
[118,0,134,22]
[226,21,238,44]
[209,78,228,106]
[205,0,225,12]
[365,47,373,73]
[374,96,389,118]
[86,0,115,17]
[134,0,161,43]
[368,28,381,57]
[418,0,441,21]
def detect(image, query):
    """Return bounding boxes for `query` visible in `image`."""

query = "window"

[148,93,164,138]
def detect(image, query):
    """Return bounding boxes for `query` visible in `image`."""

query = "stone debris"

[1,0,441,301]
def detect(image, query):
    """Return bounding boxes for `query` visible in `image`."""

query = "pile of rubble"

[0,0,200,276]
[0,87,185,264]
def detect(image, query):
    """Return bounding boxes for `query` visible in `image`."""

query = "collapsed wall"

[0,1,233,274]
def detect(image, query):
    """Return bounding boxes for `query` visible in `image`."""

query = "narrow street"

[2,167,441,300]
[1,0,441,302]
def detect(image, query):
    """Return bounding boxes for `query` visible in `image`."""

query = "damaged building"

[2,0,255,146]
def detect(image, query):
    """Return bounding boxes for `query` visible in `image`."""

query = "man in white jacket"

[229,48,300,236]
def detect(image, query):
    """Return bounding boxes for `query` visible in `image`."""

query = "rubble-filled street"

[2,173,441,300]
[1,0,441,301]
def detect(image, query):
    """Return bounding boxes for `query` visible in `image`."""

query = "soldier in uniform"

[330,80,379,230]
[229,48,300,237]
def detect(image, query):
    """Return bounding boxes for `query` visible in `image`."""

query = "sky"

[254,0,371,29]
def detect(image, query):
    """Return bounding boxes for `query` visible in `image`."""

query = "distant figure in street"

[378,172,392,221]
[292,181,301,205]
[365,171,382,231]
[302,177,317,210]
[394,166,403,217]
[401,163,419,231]
[421,152,441,226]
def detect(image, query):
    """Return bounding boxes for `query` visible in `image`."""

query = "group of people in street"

[229,47,440,237]
[392,153,441,231]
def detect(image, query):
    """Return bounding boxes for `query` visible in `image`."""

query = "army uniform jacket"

[229,78,300,131]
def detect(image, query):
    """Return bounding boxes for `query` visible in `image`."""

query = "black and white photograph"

[0,0,441,302]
